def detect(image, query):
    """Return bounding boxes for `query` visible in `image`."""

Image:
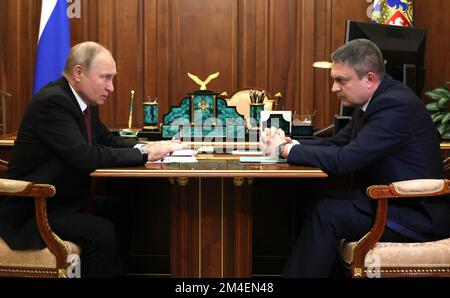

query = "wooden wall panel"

[415,0,450,95]
[166,0,238,103]
[237,0,267,88]
[0,0,8,133]
[313,0,333,127]
[3,1,40,134]
[269,0,299,112]
[1,0,449,133]
[114,0,140,127]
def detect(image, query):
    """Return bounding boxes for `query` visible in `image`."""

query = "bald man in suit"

[0,42,185,277]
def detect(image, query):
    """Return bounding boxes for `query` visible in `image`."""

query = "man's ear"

[366,72,376,88]
[73,65,83,82]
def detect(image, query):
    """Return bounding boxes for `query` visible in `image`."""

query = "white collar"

[68,83,88,113]
[360,97,372,112]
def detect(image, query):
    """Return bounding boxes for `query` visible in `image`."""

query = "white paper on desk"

[162,156,198,163]
[239,156,287,163]
[231,150,264,156]
[171,149,198,156]
[146,155,198,163]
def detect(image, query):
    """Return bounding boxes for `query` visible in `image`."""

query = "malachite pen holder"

[249,103,264,128]
[143,101,159,130]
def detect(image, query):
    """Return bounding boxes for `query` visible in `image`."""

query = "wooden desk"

[91,156,327,277]
[0,133,15,161]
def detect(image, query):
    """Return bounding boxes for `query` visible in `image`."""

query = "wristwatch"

[278,141,290,158]
[139,146,149,162]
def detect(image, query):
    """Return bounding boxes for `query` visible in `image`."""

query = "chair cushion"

[0,178,31,193]
[340,238,450,268]
[0,237,81,268]
[392,179,445,195]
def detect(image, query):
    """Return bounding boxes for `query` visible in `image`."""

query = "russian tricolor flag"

[33,0,71,95]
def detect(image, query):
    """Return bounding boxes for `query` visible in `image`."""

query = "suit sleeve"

[288,98,411,175]
[35,96,144,172]
[299,119,354,147]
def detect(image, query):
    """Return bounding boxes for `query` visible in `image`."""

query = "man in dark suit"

[0,41,185,277]
[260,39,450,277]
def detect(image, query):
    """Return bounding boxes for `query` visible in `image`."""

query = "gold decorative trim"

[0,267,62,277]
[234,177,244,186]
[58,269,67,278]
[95,169,326,174]
[51,232,70,255]
[177,177,189,186]
[0,140,14,146]
[248,178,254,185]
[353,268,363,277]
[440,143,450,150]
[364,268,450,274]
[143,101,158,106]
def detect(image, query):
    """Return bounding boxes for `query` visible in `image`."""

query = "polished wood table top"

[91,154,327,178]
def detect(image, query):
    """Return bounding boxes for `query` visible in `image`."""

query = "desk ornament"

[249,89,265,129]
[188,72,220,91]
[143,96,159,131]
[291,110,315,137]
[120,90,138,138]
[260,110,292,136]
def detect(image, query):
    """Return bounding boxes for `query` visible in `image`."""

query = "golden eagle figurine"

[187,72,220,90]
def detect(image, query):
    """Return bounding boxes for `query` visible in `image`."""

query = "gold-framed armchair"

[0,159,80,278]
[222,88,282,128]
[340,179,450,278]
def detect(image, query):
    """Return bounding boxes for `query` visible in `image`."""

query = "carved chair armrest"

[0,159,8,173]
[0,178,70,270]
[367,179,449,199]
[350,179,449,277]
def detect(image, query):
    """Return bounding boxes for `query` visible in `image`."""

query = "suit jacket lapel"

[56,77,91,143]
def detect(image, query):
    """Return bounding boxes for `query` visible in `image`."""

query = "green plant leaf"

[431,112,444,121]
[438,123,447,136]
[426,102,438,111]
[444,125,450,137]
[442,113,450,124]
[431,112,440,120]
[425,91,440,100]
[433,113,444,123]
[425,87,450,100]
[438,97,450,108]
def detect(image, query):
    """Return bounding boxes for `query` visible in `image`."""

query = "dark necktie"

[356,108,365,131]
[83,107,93,213]
[84,107,92,144]
[351,108,365,139]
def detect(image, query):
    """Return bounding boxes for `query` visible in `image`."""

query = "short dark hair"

[331,39,386,79]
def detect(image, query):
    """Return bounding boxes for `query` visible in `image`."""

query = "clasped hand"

[259,127,292,157]
[141,140,188,162]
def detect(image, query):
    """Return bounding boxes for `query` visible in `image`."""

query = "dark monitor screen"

[345,20,426,96]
